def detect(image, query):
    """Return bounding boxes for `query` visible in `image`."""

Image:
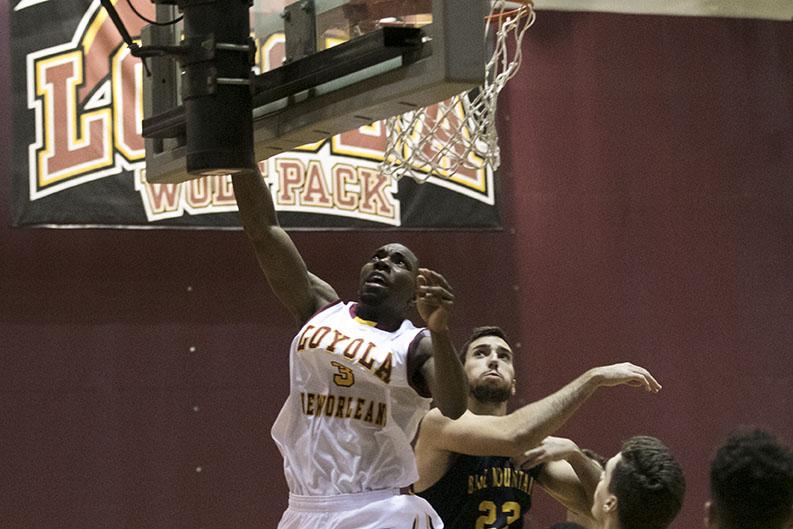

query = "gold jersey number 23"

[476,500,521,529]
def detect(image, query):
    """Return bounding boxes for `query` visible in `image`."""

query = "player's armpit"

[407,332,433,397]
[232,171,339,325]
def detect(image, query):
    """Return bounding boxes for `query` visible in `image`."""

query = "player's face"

[464,335,516,397]
[591,453,620,524]
[358,243,419,306]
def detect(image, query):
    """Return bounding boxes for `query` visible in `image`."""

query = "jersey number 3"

[331,361,355,387]
[475,500,521,529]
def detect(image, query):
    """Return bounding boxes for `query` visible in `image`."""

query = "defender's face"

[592,453,621,524]
[464,335,516,394]
[358,243,419,305]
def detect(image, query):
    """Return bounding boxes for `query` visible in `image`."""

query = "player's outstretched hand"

[415,268,454,333]
[592,362,661,393]
[519,436,580,469]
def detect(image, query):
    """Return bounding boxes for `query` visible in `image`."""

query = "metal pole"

[181,0,254,176]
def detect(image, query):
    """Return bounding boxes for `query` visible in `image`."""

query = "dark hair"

[609,436,685,529]
[459,326,509,362]
[710,428,793,529]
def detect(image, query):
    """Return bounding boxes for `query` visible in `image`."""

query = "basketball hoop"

[380,0,535,183]
[486,0,533,22]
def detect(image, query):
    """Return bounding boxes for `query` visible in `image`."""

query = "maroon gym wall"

[2,6,791,529]
[499,11,793,527]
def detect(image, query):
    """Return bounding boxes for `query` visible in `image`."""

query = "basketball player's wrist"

[577,368,603,391]
[427,324,450,334]
[425,312,450,334]
[563,443,585,462]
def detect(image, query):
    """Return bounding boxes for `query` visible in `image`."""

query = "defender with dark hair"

[523,435,685,529]
[416,326,663,529]
[603,436,685,529]
[707,428,793,529]
[457,325,508,362]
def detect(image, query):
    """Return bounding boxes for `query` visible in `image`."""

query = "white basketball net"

[380,1,536,183]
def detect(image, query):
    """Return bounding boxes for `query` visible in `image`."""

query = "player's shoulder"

[308,273,340,309]
[420,406,470,432]
[419,407,450,430]
[417,407,453,452]
[423,406,446,419]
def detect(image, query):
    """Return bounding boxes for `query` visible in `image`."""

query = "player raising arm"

[232,169,467,529]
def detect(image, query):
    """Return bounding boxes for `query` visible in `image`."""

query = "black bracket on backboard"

[143,25,425,139]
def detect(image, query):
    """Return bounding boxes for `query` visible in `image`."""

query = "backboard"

[143,0,489,184]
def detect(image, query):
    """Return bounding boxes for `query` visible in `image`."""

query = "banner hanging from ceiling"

[10,0,500,229]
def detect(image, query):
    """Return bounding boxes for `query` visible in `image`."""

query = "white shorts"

[277,488,443,529]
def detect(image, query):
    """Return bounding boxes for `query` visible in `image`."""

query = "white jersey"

[271,300,432,496]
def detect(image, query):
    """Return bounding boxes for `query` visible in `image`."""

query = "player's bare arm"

[417,362,660,460]
[522,436,603,520]
[232,169,338,325]
[415,268,468,420]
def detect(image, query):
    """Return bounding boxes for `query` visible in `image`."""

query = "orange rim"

[485,0,533,22]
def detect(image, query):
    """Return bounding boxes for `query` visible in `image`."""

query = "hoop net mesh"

[380,1,535,182]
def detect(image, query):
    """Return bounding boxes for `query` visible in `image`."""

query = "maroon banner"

[10,0,500,229]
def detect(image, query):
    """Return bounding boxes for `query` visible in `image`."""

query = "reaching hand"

[519,436,580,469]
[415,268,454,333]
[592,362,661,393]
